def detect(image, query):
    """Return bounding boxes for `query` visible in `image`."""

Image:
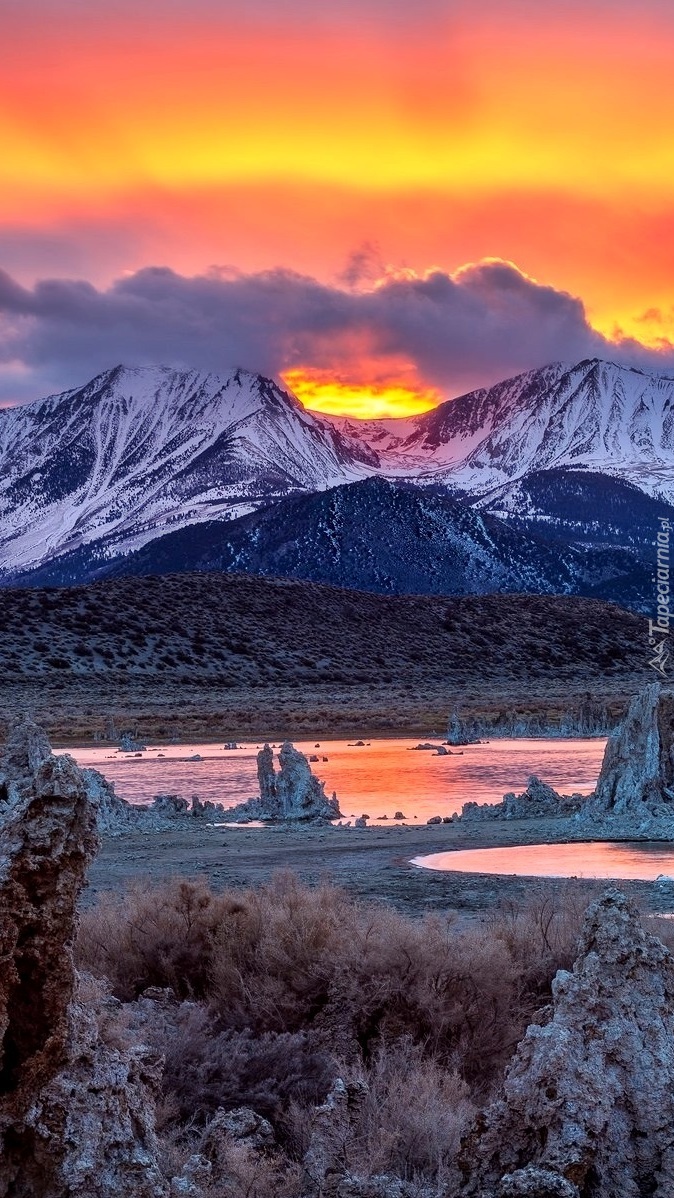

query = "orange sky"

[2,1,674,413]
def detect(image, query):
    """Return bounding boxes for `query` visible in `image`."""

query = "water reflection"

[57,737,605,825]
[413,841,674,880]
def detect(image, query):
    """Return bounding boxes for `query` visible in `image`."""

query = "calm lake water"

[412,841,674,881]
[58,737,606,825]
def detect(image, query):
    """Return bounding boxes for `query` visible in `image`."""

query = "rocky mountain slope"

[326,358,674,499]
[475,467,673,548]
[85,477,647,607]
[0,365,376,576]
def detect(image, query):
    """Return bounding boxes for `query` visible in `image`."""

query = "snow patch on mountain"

[2,356,673,582]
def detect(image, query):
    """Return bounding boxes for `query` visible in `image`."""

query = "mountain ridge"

[0,364,378,575]
[1,356,672,595]
[321,358,674,498]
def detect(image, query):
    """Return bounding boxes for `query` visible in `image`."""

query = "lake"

[58,736,606,825]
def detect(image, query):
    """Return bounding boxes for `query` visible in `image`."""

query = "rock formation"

[0,722,170,1197]
[447,696,618,744]
[118,733,147,752]
[257,742,277,811]
[260,740,342,820]
[447,708,481,746]
[200,1105,275,1159]
[25,979,169,1198]
[460,775,584,821]
[81,767,142,834]
[590,683,674,815]
[226,741,342,822]
[0,720,55,810]
[0,730,99,1194]
[460,889,674,1198]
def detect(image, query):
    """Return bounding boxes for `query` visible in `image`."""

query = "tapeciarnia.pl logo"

[648,516,671,677]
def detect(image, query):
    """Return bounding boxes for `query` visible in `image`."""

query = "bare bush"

[159,1005,335,1125]
[77,876,261,1002]
[287,1038,474,1189]
[77,869,595,1186]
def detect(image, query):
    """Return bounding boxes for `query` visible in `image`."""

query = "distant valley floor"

[0,572,650,742]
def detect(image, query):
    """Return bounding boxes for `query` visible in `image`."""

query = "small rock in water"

[118,733,147,752]
[427,815,442,825]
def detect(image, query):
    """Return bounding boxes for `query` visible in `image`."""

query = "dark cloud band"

[0,259,671,406]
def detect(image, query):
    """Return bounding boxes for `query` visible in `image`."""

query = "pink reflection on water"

[413,841,674,880]
[56,737,606,825]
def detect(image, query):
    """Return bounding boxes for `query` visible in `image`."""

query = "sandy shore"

[86,816,674,920]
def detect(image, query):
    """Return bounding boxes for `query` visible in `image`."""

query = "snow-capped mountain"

[1,356,671,593]
[0,365,377,574]
[10,477,649,607]
[473,468,674,553]
[324,359,674,499]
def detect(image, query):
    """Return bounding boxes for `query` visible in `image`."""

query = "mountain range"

[1,356,671,609]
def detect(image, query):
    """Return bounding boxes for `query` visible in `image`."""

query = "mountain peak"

[1,355,673,582]
[0,363,378,576]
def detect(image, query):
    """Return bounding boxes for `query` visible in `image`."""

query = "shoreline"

[85,815,674,921]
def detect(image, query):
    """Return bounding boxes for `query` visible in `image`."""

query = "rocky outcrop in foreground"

[0,723,169,1197]
[460,889,674,1198]
[225,741,342,822]
[460,775,584,822]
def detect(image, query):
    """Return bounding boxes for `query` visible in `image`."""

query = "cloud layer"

[0,259,672,409]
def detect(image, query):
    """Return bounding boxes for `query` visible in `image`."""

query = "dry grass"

[76,871,602,1196]
[77,873,556,1086]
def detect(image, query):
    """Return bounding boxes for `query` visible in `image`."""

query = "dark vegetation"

[0,573,646,742]
[70,476,650,610]
[7,473,666,617]
[77,874,674,1194]
[75,874,585,1192]
[0,570,643,683]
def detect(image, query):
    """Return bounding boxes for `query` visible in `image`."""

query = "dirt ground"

[86,815,674,922]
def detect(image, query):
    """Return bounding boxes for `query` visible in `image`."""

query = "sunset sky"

[3,0,674,415]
